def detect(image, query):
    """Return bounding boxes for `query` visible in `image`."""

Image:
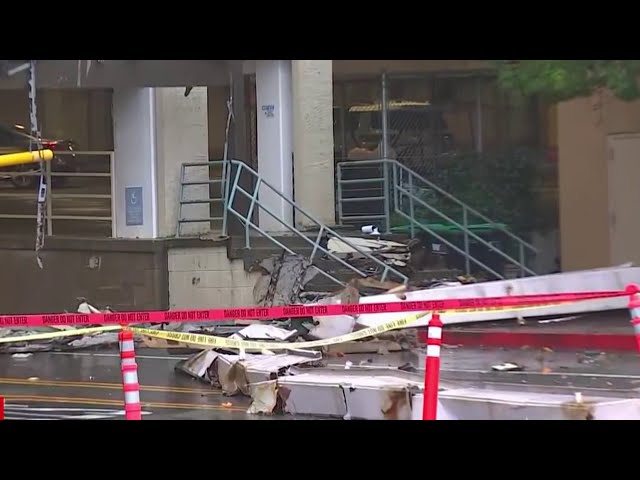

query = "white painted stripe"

[440,368,640,380]
[5,416,60,421]
[123,370,139,385]
[7,406,121,413]
[49,352,188,361]
[427,327,442,339]
[426,345,441,357]
[124,390,140,404]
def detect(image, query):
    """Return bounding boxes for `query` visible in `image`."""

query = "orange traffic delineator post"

[422,312,443,420]
[118,329,142,420]
[626,284,640,353]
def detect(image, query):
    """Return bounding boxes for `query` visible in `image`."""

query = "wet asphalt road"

[2,346,640,419]
[0,348,266,420]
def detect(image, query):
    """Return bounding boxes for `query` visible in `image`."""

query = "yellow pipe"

[0,149,54,168]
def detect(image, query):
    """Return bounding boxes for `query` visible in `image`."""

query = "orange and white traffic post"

[626,284,640,353]
[422,312,443,420]
[118,328,142,420]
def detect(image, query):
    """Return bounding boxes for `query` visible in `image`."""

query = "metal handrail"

[176,161,227,237]
[337,158,538,278]
[222,160,409,286]
[0,150,113,236]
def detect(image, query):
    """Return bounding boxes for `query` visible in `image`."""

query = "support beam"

[112,87,209,238]
[255,60,293,232]
[292,60,335,227]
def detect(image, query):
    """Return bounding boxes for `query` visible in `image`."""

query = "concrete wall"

[0,237,168,315]
[168,245,260,309]
[112,88,159,238]
[155,87,210,237]
[558,92,640,270]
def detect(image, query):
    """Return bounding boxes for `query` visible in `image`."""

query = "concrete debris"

[11,353,32,359]
[327,236,410,269]
[430,388,640,420]
[0,299,125,354]
[175,349,322,392]
[355,265,640,330]
[277,367,424,419]
[231,324,298,342]
[247,380,279,414]
[67,332,119,348]
[307,293,358,340]
[253,253,318,307]
[491,362,523,372]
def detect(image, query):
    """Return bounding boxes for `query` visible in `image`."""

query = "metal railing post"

[381,71,389,159]
[383,161,391,233]
[392,162,399,216]
[463,206,470,275]
[45,158,52,236]
[408,173,415,239]
[245,176,262,249]
[336,165,343,226]
[519,242,525,278]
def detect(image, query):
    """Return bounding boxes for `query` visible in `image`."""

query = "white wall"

[168,246,261,309]
[255,60,294,232]
[112,88,158,238]
[112,87,210,239]
[155,87,210,238]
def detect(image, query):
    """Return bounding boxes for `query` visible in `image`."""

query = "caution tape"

[131,311,431,351]
[0,289,630,328]
[0,326,121,344]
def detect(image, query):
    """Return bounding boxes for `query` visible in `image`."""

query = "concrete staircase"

[226,231,458,293]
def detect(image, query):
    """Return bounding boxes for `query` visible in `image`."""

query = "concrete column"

[292,60,335,226]
[154,87,210,237]
[112,87,209,239]
[255,60,293,232]
[112,88,159,238]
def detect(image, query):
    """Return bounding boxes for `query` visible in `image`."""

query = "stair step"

[182,180,223,186]
[180,199,223,205]
[179,217,224,223]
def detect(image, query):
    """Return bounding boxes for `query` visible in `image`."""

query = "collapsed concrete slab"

[412,389,640,420]
[277,367,424,420]
[350,265,640,329]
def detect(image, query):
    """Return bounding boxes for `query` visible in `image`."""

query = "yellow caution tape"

[441,302,566,314]
[131,311,431,351]
[0,326,121,344]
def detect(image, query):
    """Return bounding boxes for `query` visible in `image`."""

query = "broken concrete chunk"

[277,368,423,420]
[175,349,220,381]
[231,324,298,342]
[67,333,119,349]
[253,253,319,307]
[247,380,279,415]
[327,237,407,254]
[491,362,523,372]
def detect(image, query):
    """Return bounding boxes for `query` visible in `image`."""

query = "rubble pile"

[0,299,120,354]
[165,279,428,420]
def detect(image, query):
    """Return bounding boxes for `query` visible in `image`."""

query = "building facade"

[0,60,634,314]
